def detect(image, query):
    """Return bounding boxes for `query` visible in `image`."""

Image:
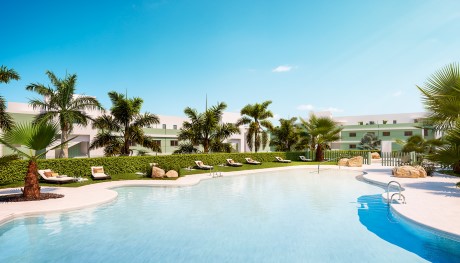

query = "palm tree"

[358,133,381,150]
[0,66,20,131]
[178,102,240,153]
[427,122,460,173]
[0,122,75,199]
[417,63,460,131]
[396,135,442,153]
[298,114,343,161]
[237,101,273,152]
[270,117,299,151]
[26,71,103,158]
[89,91,161,156]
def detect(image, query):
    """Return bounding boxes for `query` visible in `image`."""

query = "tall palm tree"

[417,63,460,131]
[237,101,273,152]
[0,66,20,131]
[26,71,103,158]
[89,91,161,156]
[298,114,343,161]
[270,117,299,151]
[0,122,75,199]
[178,102,240,153]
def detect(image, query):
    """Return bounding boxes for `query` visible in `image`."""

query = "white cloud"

[322,107,344,113]
[392,91,402,97]
[297,104,314,111]
[272,65,292,73]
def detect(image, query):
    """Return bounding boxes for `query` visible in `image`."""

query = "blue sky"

[2,0,460,120]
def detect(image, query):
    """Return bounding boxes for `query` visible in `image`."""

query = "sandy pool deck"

[1,164,459,241]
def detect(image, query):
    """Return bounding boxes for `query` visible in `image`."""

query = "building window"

[153,140,161,147]
[393,120,397,124]
[369,121,375,125]
[382,132,390,136]
[349,132,356,137]
[162,124,166,129]
[358,122,363,125]
[173,125,177,130]
[424,129,428,136]
[170,140,178,146]
[382,120,388,124]
[349,144,356,149]
[404,131,413,136]
[414,119,418,123]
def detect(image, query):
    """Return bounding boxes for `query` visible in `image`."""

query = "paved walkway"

[1,164,459,241]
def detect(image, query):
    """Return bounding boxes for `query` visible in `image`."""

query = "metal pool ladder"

[386,181,406,204]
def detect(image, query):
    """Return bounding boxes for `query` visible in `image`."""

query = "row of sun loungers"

[37,166,111,184]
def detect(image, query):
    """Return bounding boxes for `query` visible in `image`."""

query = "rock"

[165,170,179,178]
[347,156,363,167]
[371,152,380,159]
[151,167,165,178]
[393,165,427,178]
[338,158,349,166]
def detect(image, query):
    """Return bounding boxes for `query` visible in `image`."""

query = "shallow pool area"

[1,168,459,262]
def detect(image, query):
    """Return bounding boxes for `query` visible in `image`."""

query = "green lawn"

[0,161,333,189]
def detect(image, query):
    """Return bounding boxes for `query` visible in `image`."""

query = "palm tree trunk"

[60,127,69,158]
[454,161,460,174]
[315,145,324,162]
[23,160,40,199]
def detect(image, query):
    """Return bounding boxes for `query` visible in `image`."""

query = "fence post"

[410,151,416,165]
[367,152,372,165]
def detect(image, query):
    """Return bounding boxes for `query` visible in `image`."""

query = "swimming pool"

[1,168,459,262]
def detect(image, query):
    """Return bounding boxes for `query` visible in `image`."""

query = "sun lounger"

[275,156,291,163]
[245,157,261,165]
[194,160,213,170]
[91,166,111,180]
[38,169,76,184]
[226,159,243,167]
[299,156,312,162]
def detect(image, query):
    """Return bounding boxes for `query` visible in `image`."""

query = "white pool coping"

[1,164,459,242]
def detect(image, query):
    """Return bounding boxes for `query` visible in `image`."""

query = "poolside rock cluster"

[371,152,380,159]
[151,167,165,178]
[338,156,363,167]
[392,165,427,178]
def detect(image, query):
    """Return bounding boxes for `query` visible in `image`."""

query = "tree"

[0,66,20,131]
[89,91,161,156]
[397,135,441,153]
[417,63,460,131]
[178,102,240,153]
[26,71,103,158]
[0,122,75,199]
[270,117,299,151]
[427,122,460,173]
[298,114,343,161]
[237,101,273,152]
[358,133,381,150]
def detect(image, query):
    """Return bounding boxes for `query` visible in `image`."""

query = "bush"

[0,152,303,184]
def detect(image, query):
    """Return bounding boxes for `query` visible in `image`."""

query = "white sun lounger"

[226,159,243,167]
[245,157,262,165]
[299,156,312,162]
[275,156,291,163]
[194,161,213,170]
[38,169,76,184]
[91,166,111,180]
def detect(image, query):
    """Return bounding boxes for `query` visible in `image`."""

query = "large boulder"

[165,170,179,178]
[338,158,349,166]
[151,167,165,178]
[347,156,363,167]
[392,165,427,178]
[371,152,380,159]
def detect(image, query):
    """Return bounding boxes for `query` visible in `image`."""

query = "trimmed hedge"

[0,152,304,184]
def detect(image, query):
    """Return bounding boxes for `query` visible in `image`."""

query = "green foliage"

[237,101,274,152]
[270,117,300,151]
[357,133,381,150]
[0,152,304,184]
[0,65,20,131]
[90,91,160,156]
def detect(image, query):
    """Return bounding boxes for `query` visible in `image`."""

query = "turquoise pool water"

[1,169,459,262]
